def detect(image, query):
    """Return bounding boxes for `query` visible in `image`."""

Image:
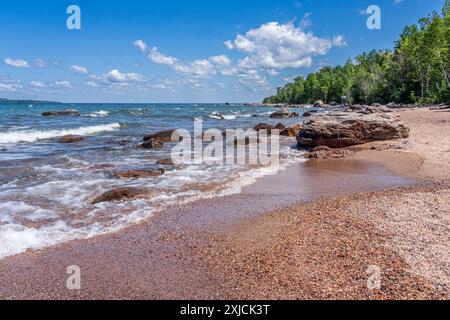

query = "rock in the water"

[280,124,301,137]
[253,123,274,131]
[57,135,85,143]
[304,146,354,159]
[42,109,80,116]
[115,168,165,179]
[91,187,152,204]
[303,112,313,117]
[269,110,299,119]
[156,158,175,166]
[143,129,183,142]
[274,123,286,130]
[140,138,164,149]
[297,111,410,148]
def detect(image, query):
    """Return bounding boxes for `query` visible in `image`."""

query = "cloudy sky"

[0,0,445,103]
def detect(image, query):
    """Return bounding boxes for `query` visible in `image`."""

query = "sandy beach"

[0,108,448,300]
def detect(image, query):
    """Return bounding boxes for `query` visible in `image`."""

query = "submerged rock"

[42,109,80,116]
[143,129,183,142]
[115,168,165,179]
[297,111,410,148]
[156,158,175,166]
[91,187,152,204]
[269,110,299,119]
[253,123,274,131]
[140,138,164,149]
[304,146,354,159]
[57,135,85,143]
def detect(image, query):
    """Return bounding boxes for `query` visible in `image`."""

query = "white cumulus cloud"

[0,83,23,92]
[4,58,30,68]
[106,69,146,83]
[30,81,46,88]
[50,81,71,89]
[209,55,231,66]
[149,47,178,65]
[70,64,88,74]
[133,39,148,53]
[225,21,346,71]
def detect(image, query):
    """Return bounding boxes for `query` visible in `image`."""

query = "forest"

[263,2,450,105]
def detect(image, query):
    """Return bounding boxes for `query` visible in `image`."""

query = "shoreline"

[0,108,448,299]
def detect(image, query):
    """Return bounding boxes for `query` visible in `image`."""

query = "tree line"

[263,2,450,105]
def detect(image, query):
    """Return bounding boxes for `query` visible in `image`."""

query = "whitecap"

[87,110,110,117]
[0,123,121,144]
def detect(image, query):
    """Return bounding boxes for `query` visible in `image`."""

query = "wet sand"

[0,108,448,299]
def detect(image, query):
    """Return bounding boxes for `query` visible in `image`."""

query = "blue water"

[0,103,310,258]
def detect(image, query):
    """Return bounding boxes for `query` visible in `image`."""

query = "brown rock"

[42,109,80,116]
[304,146,354,159]
[280,124,301,137]
[140,138,164,149]
[91,187,152,204]
[156,158,175,166]
[57,135,85,143]
[269,110,299,119]
[143,130,183,142]
[274,123,286,130]
[314,100,325,108]
[253,123,274,131]
[115,168,165,179]
[297,111,410,148]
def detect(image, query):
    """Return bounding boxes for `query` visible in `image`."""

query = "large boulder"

[42,109,80,116]
[297,112,410,148]
[91,187,152,204]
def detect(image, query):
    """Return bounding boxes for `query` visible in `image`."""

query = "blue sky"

[0,0,445,103]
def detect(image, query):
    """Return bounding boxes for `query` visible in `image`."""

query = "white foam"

[0,123,121,144]
[0,145,305,259]
[87,110,110,117]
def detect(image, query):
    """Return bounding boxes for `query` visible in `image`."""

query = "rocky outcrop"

[91,187,152,204]
[297,111,410,148]
[143,129,183,142]
[140,138,164,149]
[269,110,299,119]
[42,109,80,116]
[115,168,165,179]
[304,146,354,159]
[57,135,85,143]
